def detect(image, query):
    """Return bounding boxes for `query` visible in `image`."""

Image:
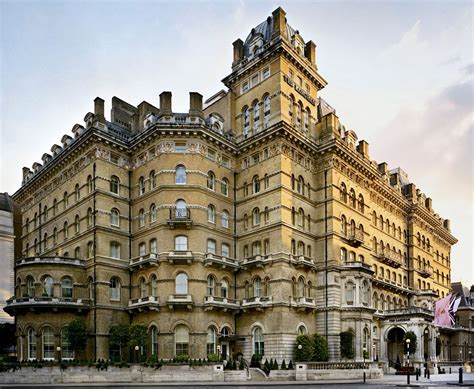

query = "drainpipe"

[233,172,238,336]
[93,163,97,360]
[128,169,132,327]
[324,170,329,341]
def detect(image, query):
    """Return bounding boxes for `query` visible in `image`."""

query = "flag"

[434,293,461,327]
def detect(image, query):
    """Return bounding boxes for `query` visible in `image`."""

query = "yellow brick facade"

[6,7,457,367]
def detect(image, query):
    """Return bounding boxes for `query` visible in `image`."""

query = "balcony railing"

[384,307,433,317]
[294,296,316,310]
[203,295,240,312]
[204,253,239,271]
[128,296,160,312]
[167,251,193,264]
[4,297,90,314]
[241,254,271,269]
[167,294,193,309]
[241,296,272,311]
[376,249,402,268]
[343,261,373,272]
[292,255,315,269]
[167,208,192,229]
[129,253,158,269]
[418,265,433,278]
[345,229,364,247]
[16,256,85,267]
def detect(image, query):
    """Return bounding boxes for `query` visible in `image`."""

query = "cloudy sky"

[0,0,472,319]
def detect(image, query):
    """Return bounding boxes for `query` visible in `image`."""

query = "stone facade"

[5,7,459,368]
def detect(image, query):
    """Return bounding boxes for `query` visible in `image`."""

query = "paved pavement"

[1,372,473,388]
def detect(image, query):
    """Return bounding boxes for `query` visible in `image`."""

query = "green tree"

[294,334,314,362]
[403,331,418,354]
[65,319,88,356]
[312,333,329,361]
[129,324,147,361]
[109,324,130,361]
[340,331,354,359]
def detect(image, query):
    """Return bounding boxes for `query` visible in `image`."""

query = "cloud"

[379,19,427,60]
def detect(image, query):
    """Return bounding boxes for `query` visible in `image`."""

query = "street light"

[363,347,367,365]
[298,344,303,350]
[56,346,61,362]
[135,345,139,363]
[406,338,411,385]
[459,350,463,362]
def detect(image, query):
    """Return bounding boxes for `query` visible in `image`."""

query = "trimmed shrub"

[313,333,329,361]
[280,359,287,370]
[295,334,314,361]
[340,331,354,359]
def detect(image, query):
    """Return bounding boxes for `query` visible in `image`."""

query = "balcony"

[4,297,90,314]
[346,229,364,247]
[167,294,193,310]
[384,307,433,317]
[241,296,272,311]
[418,265,433,278]
[342,261,374,274]
[376,249,402,268]
[294,296,316,311]
[166,251,193,264]
[129,253,158,270]
[167,208,192,229]
[128,296,160,312]
[241,254,271,269]
[203,295,240,312]
[292,255,316,269]
[203,253,239,271]
[16,256,85,267]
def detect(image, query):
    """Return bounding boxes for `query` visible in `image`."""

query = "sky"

[0,0,472,320]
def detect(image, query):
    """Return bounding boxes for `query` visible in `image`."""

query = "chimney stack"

[404,183,417,201]
[189,92,203,118]
[378,162,388,175]
[425,198,432,211]
[233,39,244,64]
[94,97,105,121]
[160,91,172,115]
[356,140,369,159]
[305,40,316,64]
[272,7,287,39]
[443,219,451,231]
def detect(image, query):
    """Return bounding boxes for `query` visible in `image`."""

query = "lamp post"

[459,349,463,362]
[406,338,411,385]
[135,345,139,363]
[363,347,367,365]
[56,346,61,362]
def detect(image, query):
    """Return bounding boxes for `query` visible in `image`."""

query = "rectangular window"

[242,82,249,93]
[207,148,216,161]
[252,153,259,165]
[175,142,187,153]
[297,76,303,87]
[221,156,230,168]
[148,147,156,158]
[251,74,259,87]
[222,244,230,258]
[110,154,119,165]
[262,67,270,80]
[289,69,294,80]
[263,148,269,159]
[207,240,216,254]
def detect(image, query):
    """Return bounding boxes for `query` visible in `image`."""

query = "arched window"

[207,171,215,190]
[150,204,157,223]
[175,199,187,219]
[109,277,121,300]
[358,194,364,213]
[43,205,48,222]
[53,199,58,215]
[150,238,157,255]
[110,208,120,226]
[253,277,262,297]
[297,176,304,195]
[87,175,93,193]
[349,189,356,208]
[221,178,229,196]
[150,326,158,356]
[139,242,146,257]
[263,95,271,128]
[43,232,48,251]
[222,243,230,258]
[207,326,217,355]
[110,176,120,194]
[288,95,295,124]
[42,327,55,360]
[207,239,216,254]
[150,274,158,297]
[340,247,347,262]
[341,215,347,235]
[221,279,229,298]
[303,107,310,131]
[297,241,305,256]
[149,170,156,190]
[264,174,269,189]
[175,235,188,251]
[243,107,250,136]
[252,241,261,256]
[61,277,73,298]
[74,246,81,259]
[43,276,54,297]
[110,241,121,259]
[175,273,188,294]
[53,227,58,245]
[345,282,354,305]
[63,221,68,240]
[253,207,260,226]
[139,176,145,195]
[176,165,187,184]
[63,191,68,209]
[298,325,307,335]
[253,327,264,355]
[75,214,80,234]
[26,276,35,297]
[75,183,80,202]
[207,275,216,296]
[253,175,260,193]
[264,207,269,223]
[207,204,216,223]
[87,241,94,258]
[138,209,145,227]
[296,101,302,129]
[361,281,369,306]
[298,276,305,297]
[340,183,347,203]
[253,101,260,131]
[140,277,147,298]
[363,327,370,359]
[298,208,305,227]
[222,210,229,228]
[175,325,189,355]
[87,208,93,227]
[28,328,37,360]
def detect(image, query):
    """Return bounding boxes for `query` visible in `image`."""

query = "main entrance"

[387,327,405,367]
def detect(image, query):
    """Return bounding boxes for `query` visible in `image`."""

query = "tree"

[129,324,147,361]
[340,331,354,359]
[110,324,130,361]
[312,333,329,361]
[0,323,16,355]
[294,334,313,362]
[65,319,88,356]
[403,331,418,354]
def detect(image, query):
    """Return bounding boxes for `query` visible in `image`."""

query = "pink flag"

[434,294,458,327]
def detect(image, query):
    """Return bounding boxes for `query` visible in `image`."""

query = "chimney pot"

[189,92,203,118]
[94,97,104,119]
[159,92,172,115]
